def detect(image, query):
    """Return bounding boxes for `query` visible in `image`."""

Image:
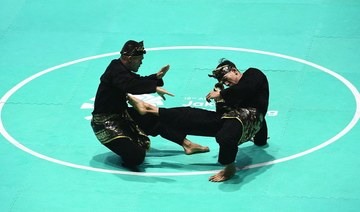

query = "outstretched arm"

[156,86,175,100]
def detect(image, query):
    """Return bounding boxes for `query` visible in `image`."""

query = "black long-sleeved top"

[92,59,163,114]
[220,68,269,115]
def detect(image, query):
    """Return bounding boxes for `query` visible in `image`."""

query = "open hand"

[156,86,175,100]
[156,65,170,79]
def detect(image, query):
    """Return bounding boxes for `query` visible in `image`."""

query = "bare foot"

[182,138,210,155]
[127,94,156,115]
[209,162,236,182]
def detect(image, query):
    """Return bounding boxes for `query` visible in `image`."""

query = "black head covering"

[120,40,146,56]
[208,59,236,82]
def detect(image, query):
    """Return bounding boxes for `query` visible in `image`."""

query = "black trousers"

[104,138,146,166]
[103,107,267,166]
[127,107,185,145]
[254,119,268,146]
[158,107,246,165]
[101,108,187,167]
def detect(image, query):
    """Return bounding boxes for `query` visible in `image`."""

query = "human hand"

[214,83,224,91]
[206,90,221,102]
[156,86,175,100]
[156,65,170,79]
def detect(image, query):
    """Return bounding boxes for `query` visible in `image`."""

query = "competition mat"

[1,1,360,211]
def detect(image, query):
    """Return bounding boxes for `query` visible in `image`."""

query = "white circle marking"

[1,46,359,176]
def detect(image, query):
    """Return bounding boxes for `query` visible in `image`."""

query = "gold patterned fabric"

[91,111,150,150]
[222,108,264,145]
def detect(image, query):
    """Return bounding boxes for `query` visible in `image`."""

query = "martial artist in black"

[91,40,208,167]
[127,58,269,181]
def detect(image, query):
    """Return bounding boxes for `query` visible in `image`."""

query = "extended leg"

[127,96,210,154]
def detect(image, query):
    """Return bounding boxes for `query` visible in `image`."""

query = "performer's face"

[128,55,144,72]
[221,69,240,86]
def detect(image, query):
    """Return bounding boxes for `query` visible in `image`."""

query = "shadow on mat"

[90,147,194,175]
[90,144,274,185]
[91,147,185,169]
[215,145,275,191]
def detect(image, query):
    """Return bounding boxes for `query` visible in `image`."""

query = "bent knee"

[122,152,145,166]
